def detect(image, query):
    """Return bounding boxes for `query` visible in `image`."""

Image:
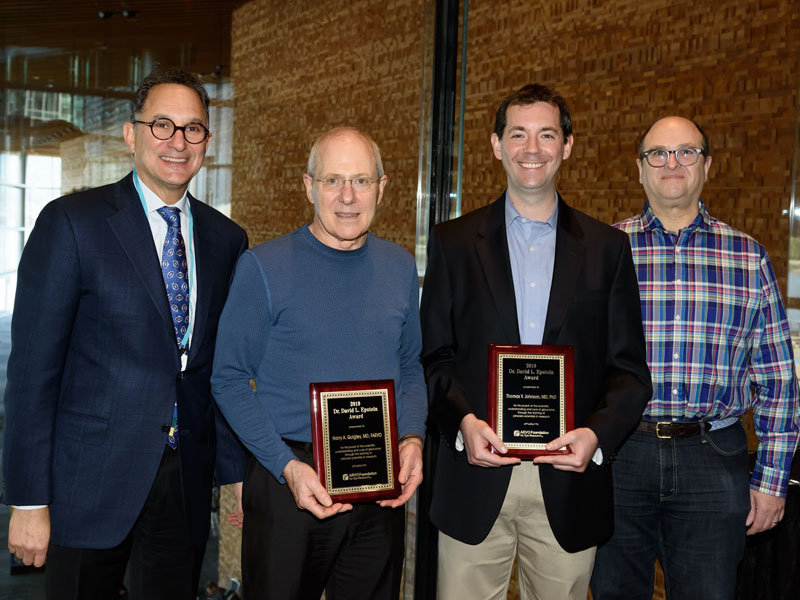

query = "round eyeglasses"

[639,147,705,168]
[131,117,210,144]
[313,176,380,192]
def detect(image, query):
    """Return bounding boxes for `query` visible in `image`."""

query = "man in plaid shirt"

[591,116,800,599]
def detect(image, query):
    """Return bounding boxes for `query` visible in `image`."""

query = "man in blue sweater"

[211,127,427,599]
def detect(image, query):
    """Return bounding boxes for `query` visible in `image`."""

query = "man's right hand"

[460,413,521,468]
[8,506,50,567]
[282,459,352,519]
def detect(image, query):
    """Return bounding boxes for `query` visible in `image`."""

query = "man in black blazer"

[420,84,652,599]
[2,68,247,599]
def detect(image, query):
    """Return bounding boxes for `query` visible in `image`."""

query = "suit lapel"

[475,194,520,343]
[106,174,174,334]
[186,195,210,364]
[543,195,585,344]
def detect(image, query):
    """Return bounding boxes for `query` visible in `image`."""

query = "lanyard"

[132,169,195,352]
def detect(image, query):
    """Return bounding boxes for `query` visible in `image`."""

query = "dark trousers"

[45,446,205,600]
[242,450,405,600]
[591,422,751,600]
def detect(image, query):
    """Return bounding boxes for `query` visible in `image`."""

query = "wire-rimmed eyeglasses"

[639,147,705,168]
[312,176,381,192]
[131,117,210,144]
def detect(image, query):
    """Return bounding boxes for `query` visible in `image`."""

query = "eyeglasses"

[639,146,705,168]
[131,117,210,144]
[312,176,380,192]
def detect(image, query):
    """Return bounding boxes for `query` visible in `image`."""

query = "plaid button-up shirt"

[616,201,800,496]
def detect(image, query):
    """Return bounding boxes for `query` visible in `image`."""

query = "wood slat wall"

[229,0,799,288]
[229,0,426,252]
[223,0,799,594]
[459,0,799,290]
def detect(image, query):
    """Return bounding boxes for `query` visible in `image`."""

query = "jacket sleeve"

[419,228,475,446]
[583,234,653,457]
[2,201,81,505]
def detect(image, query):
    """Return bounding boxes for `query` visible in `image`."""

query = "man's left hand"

[746,489,785,535]
[225,481,244,528]
[533,427,599,472]
[379,437,423,508]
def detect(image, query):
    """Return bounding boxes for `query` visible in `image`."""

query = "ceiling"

[1,0,247,153]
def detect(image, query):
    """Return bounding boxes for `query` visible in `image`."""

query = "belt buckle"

[655,422,672,439]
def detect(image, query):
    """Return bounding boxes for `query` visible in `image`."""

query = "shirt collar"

[138,178,189,214]
[504,191,559,230]
[640,199,710,232]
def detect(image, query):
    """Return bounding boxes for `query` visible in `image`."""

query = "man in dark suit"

[420,84,652,599]
[2,67,248,599]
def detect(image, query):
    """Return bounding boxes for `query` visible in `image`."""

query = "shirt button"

[529,322,535,328]
[672,389,678,395]
[675,315,681,322]
[529,246,535,252]
[521,218,528,223]
[675,279,681,284]
[675,247,682,253]
[530,282,536,287]
[673,353,679,359]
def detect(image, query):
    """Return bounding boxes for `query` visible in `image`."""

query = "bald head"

[307,127,384,179]
[301,126,388,251]
[636,116,712,232]
[638,116,708,157]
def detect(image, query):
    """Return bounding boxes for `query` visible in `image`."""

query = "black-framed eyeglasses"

[131,117,210,144]
[312,176,381,192]
[639,146,705,168]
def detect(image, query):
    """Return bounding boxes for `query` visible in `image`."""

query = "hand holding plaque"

[310,379,400,503]
[487,344,575,458]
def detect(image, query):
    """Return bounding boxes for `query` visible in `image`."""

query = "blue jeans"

[590,422,750,600]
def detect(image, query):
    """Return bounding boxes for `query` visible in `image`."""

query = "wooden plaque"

[310,379,400,503]
[487,344,575,458]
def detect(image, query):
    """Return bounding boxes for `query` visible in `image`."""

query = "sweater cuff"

[399,434,424,446]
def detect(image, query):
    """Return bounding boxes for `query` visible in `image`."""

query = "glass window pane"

[26,155,61,189]
[0,153,23,186]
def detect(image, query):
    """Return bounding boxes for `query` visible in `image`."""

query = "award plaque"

[309,379,400,503]
[488,344,574,458]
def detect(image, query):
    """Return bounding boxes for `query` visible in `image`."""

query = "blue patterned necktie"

[157,206,188,449]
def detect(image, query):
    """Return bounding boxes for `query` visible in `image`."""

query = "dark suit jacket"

[1,172,248,549]
[420,193,652,552]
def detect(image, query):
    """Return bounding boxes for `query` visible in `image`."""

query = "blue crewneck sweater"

[212,225,427,481]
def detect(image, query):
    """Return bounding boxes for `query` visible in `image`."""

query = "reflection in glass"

[786,47,800,367]
[0,153,61,313]
[0,80,235,315]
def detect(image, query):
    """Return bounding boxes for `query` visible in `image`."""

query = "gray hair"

[306,127,384,178]
[131,67,210,124]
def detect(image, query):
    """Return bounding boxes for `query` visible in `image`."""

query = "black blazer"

[420,193,651,552]
[2,173,248,548]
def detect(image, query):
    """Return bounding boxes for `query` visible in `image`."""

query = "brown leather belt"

[636,420,711,438]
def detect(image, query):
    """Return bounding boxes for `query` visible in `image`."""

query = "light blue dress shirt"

[505,193,558,344]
